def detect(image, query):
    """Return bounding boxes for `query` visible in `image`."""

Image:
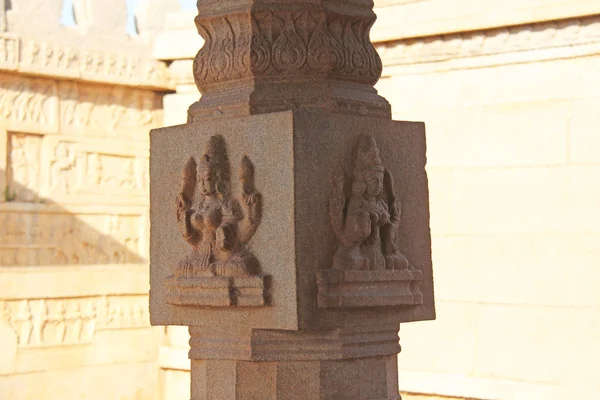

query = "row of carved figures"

[171,134,413,281]
[0,73,159,133]
[0,297,149,347]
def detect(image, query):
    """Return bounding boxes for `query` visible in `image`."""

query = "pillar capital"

[189,0,391,121]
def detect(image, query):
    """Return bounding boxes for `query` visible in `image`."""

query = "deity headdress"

[197,135,231,197]
[352,135,385,196]
[354,135,384,176]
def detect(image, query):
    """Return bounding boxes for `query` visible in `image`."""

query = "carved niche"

[316,135,423,308]
[166,135,268,307]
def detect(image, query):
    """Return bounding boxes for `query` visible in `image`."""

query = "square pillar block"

[150,110,434,399]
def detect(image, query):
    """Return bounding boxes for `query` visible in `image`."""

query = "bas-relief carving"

[0,35,18,69]
[317,135,423,308]
[11,35,170,87]
[166,135,268,307]
[0,211,144,266]
[48,144,148,198]
[8,133,42,202]
[188,4,391,121]
[193,11,382,88]
[330,135,409,272]
[0,296,149,348]
[0,74,57,130]
[58,81,159,138]
[4,129,149,203]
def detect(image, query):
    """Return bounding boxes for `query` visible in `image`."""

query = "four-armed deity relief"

[174,135,263,279]
[317,135,423,309]
[330,135,411,271]
[166,135,267,307]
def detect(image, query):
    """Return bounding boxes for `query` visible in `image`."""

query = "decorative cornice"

[188,324,401,361]
[376,15,600,68]
[0,33,173,90]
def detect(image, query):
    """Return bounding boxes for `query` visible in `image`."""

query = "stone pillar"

[150,1,435,399]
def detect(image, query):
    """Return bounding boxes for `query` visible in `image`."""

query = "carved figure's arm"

[344,209,371,246]
[238,193,262,244]
[176,157,201,246]
[179,209,202,246]
[237,156,262,244]
[329,168,347,242]
[383,169,401,226]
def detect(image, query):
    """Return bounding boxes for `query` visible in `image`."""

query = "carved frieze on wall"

[0,74,161,137]
[0,74,58,132]
[0,34,19,70]
[167,135,268,307]
[58,81,160,139]
[317,135,423,308]
[3,132,149,205]
[0,208,145,266]
[0,33,171,89]
[0,295,150,348]
[6,132,43,202]
[376,15,600,68]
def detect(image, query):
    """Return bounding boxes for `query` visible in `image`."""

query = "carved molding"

[377,15,600,68]
[193,11,382,88]
[0,295,150,348]
[188,322,401,361]
[188,2,391,121]
[0,33,172,89]
[0,74,58,133]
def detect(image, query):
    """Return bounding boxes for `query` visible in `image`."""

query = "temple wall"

[0,1,175,398]
[155,2,600,400]
[374,2,600,399]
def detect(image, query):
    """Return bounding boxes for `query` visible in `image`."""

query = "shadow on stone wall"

[1,172,145,266]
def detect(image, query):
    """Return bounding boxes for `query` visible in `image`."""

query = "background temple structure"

[1,0,600,399]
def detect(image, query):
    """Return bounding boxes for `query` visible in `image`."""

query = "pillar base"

[189,325,402,400]
[190,357,401,400]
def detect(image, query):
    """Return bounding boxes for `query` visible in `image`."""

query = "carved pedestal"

[316,269,423,309]
[166,275,269,307]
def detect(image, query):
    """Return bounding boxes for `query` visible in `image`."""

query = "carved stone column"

[150,1,435,399]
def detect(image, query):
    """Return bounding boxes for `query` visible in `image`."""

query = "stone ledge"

[0,33,173,90]
[316,269,423,309]
[372,0,600,43]
[166,275,269,307]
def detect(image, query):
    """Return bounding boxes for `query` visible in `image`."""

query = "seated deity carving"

[173,135,263,279]
[330,135,410,271]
